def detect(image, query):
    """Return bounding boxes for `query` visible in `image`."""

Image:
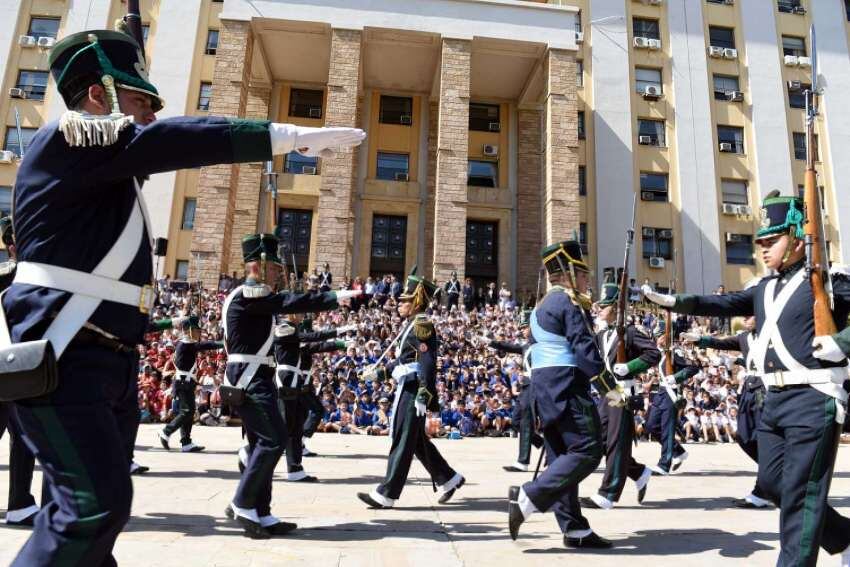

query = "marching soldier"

[508,240,610,549]
[580,281,658,510]
[681,315,771,509]
[222,233,356,538]
[482,310,542,472]
[357,268,465,508]
[643,193,850,566]
[158,316,222,453]
[318,262,333,292]
[1,27,364,564]
[444,271,461,309]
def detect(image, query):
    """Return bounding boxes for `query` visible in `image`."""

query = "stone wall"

[516,107,544,292]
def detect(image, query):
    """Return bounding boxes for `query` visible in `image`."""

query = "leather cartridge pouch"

[218,383,246,407]
[0,340,59,402]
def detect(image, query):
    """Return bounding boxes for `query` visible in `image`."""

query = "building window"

[576,60,584,88]
[197,82,212,111]
[3,127,37,158]
[575,10,582,33]
[175,260,189,281]
[466,220,498,288]
[379,95,413,126]
[15,70,49,101]
[27,17,60,40]
[0,186,12,216]
[640,173,669,202]
[788,82,809,109]
[468,160,498,188]
[277,209,313,277]
[579,166,586,196]
[642,227,673,260]
[846,0,850,20]
[726,234,755,265]
[579,222,589,256]
[577,111,586,139]
[633,18,660,40]
[289,89,323,119]
[717,125,745,154]
[638,119,666,146]
[205,29,219,55]
[778,0,804,14]
[709,26,736,49]
[284,152,318,174]
[635,67,662,94]
[376,152,410,181]
[469,103,500,132]
[721,180,749,205]
[782,36,807,58]
[793,132,818,161]
[180,198,196,230]
[370,214,407,279]
[713,74,740,100]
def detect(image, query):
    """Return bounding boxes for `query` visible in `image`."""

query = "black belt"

[71,328,137,354]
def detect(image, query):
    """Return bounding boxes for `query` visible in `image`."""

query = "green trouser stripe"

[604,409,629,501]
[798,397,836,563]
[30,406,105,566]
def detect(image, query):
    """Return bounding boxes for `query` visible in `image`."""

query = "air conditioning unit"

[649,256,666,268]
[798,56,812,67]
[788,80,803,91]
[308,107,322,119]
[638,135,653,145]
[726,233,747,243]
[784,55,799,66]
[792,6,807,15]
[643,85,662,99]
[575,31,584,44]
[394,172,409,182]
[483,144,499,157]
[722,203,738,215]
[647,39,662,50]
[708,46,724,58]
[0,151,15,164]
[641,191,656,201]
[658,229,673,239]
[723,48,738,59]
[18,35,36,47]
[646,0,662,5]
[719,142,734,152]
[726,90,744,102]
[642,227,655,238]
[9,88,27,99]
[488,122,501,132]
[399,114,412,125]
[723,0,734,4]
[37,36,55,48]
[301,166,317,175]
[634,37,649,49]
[737,205,752,216]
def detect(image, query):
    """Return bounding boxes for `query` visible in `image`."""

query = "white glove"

[415,400,427,417]
[642,284,675,308]
[680,332,701,343]
[605,390,627,408]
[480,335,493,347]
[613,363,630,377]
[335,290,363,300]
[662,375,677,387]
[812,335,846,363]
[269,124,366,158]
[336,324,358,336]
[594,318,609,332]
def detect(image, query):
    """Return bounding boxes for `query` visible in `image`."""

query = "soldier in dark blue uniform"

[222,234,357,538]
[357,268,465,508]
[643,194,850,566]
[681,315,771,508]
[508,240,610,549]
[1,28,364,565]
[581,282,658,510]
[157,316,222,453]
[484,310,542,472]
[444,271,461,309]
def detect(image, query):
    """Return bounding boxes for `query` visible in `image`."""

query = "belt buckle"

[775,371,785,388]
[139,284,155,314]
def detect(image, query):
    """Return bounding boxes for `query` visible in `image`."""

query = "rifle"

[803,25,837,337]
[616,194,638,367]
[123,1,146,61]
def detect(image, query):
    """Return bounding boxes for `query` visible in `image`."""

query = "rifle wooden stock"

[664,309,674,376]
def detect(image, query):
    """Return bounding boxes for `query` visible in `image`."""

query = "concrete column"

[542,49,580,247]
[423,99,439,276]
[226,84,272,271]
[432,38,471,283]
[189,19,254,288]
[315,28,362,281]
[516,107,543,293]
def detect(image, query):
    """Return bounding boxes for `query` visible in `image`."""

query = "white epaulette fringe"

[59,111,134,147]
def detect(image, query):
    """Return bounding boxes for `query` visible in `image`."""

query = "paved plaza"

[1,424,849,566]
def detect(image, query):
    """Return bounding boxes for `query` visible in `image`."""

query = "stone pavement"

[1,424,849,566]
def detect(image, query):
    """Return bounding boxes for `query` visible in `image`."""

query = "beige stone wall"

[542,49,580,249]
[315,29,362,281]
[432,38,471,283]
[189,19,254,287]
[517,108,544,292]
[423,100,439,277]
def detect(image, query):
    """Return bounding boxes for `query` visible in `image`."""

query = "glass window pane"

[713,75,739,100]
[721,180,749,205]
[181,198,196,230]
[633,18,660,40]
[284,152,318,174]
[718,126,745,153]
[709,26,735,49]
[467,160,498,188]
[205,29,219,55]
[3,127,37,158]
[638,119,665,145]
[28,17,59,40]
[782,36,806,57]
[376,152,409,180]
[469,103,500,132]
[379,96,413,126]
[289,89,324,119]
[635,68,662,93]
[175,260,189,281]
[0,187,12,216]
[197,83,212,110]
[15,70,49,101]
[726,235,754,265]
[579,166,586,196]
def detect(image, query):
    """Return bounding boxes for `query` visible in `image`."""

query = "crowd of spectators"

[138,275,847,445]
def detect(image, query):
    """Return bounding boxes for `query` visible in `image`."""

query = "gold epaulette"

[413,314,434,340]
